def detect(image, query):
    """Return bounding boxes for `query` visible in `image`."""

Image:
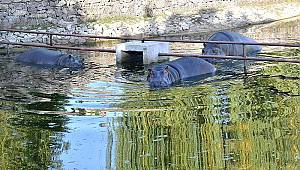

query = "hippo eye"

[147,71,153,80]
[163,69,169,76]
[213,49,221,54]
[147,70,153,77]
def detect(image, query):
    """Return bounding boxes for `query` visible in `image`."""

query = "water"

[0,17,300,169]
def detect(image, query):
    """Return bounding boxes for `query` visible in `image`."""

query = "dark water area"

[0,17,300,169]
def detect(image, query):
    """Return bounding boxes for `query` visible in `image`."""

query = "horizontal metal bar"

[1,28,300,47]
[151,39,300,47]
[0,41,300,63]
[0,28,140,40]
[0,41,116,53]
[1,41,299,64]
[158,53,300,63]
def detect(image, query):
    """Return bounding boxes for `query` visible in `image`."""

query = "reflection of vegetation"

[118,84,216,110]
[113,109,227,169]
[223,50,300,168]
[0,109,69,169]
[113,49,300,169]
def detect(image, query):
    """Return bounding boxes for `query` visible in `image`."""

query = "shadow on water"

[24,92,71,111]
[0,17,300,169]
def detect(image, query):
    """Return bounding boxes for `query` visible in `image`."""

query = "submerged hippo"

[147,57,216,88]
[202,31,262,61]
[16,48,84,69]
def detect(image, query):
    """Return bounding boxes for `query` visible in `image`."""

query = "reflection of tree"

[0,109,69,169]
[112,54,300,169]
[225,53,300,169]
[113,109,228,169]
[113,85,227,169]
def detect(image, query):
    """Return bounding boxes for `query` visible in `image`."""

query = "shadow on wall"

[144,7,245,37]
[143,7,268,37]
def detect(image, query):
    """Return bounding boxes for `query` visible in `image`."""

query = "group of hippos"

[15,31,262,88]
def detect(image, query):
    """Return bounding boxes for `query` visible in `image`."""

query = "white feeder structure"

[116,41,170,64]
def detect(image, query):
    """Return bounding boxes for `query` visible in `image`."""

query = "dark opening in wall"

[120,51,144,64]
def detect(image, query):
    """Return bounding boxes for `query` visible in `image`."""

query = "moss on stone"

[87,15,147,25]
[15,23,58,31]
[85,39,121,46]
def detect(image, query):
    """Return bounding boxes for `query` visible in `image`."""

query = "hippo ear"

[164,66,170,75]
[68,55,72,59]
[148,69,153,75]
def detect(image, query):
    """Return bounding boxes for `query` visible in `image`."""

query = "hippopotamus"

[202,31,262,62]
[16,48,84,69]
[147,57,216,88]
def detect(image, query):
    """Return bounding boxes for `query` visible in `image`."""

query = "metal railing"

[159,53,300,63]
[1,28,300,47]
[1,28,300,66]
[0,41,116,53]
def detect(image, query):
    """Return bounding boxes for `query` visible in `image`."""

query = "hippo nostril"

[160,81,170,87]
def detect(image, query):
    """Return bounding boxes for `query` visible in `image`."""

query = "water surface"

[0,17,299,169]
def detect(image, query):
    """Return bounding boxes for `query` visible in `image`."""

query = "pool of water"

[0,17,299,169]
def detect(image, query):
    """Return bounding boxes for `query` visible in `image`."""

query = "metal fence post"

[242,43,247,74]
[6,43,9,56]
[49,34,53,46]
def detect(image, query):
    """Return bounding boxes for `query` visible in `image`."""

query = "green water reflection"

[0,109,68,169]
[112,48,300,169]
[113,61,300,169]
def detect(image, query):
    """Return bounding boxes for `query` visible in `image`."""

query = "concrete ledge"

[116,41,170,64]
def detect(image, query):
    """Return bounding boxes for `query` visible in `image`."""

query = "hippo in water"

[147,57,216,88]
[202,31,262,62]
[16,48,84,69]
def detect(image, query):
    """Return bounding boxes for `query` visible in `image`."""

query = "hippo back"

[204,31,262,57]
[16,48,63,66]
[16,48,84,69]
[166,57,216,79]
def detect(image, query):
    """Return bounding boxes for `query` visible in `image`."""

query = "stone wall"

[0,0,300,44]
[0,0,82,28]
[1,0,291,28]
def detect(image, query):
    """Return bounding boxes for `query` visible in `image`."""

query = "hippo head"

[147,65,176,88]
[202,47,225,56]
[57,54,84,69]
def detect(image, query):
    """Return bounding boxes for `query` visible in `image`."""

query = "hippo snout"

[202,47,225,56]
[148,80,170,88]
[59,54,84,69]
[147,67,172,88]
[71,58,85,68]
